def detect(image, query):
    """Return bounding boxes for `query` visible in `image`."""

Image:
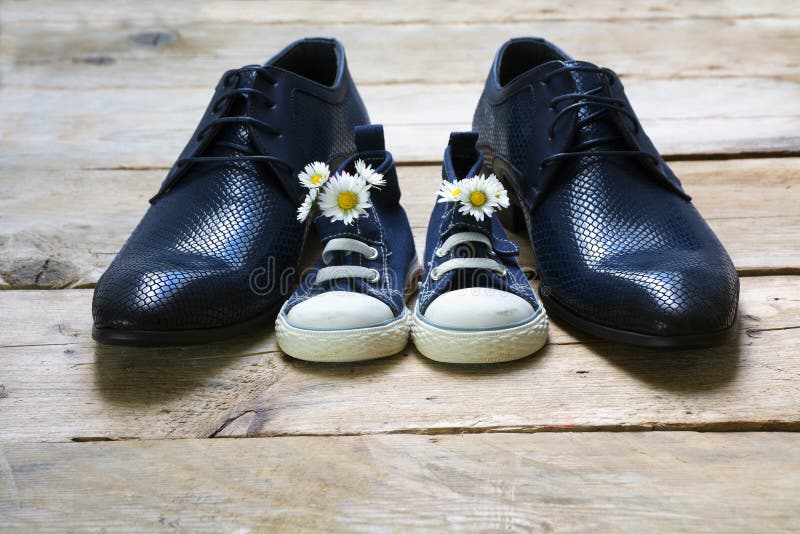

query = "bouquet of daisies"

[437,173,510,221]
[296,160,386,225]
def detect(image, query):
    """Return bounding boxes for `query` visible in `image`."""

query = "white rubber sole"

[412,308,549,364]
[275,307,412,362]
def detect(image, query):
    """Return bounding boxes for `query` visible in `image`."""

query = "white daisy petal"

[318,171,372,226]
[296,188,318,222]
[354,159,371,177]
[455,174,507,221]
[437,180,463,203]
[298,161,330,189]
[355,159,386,189]
[366,172,386,188]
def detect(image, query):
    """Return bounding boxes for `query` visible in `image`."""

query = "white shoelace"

[315,238,381,284]
[430,231,507,280]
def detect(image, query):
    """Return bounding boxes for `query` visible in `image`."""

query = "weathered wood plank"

[5,0,799,26]
[0,276,797,443]
[1,158,797,289]
[2,77,798,167]
[3,16,798,90]
[1,433,798,531]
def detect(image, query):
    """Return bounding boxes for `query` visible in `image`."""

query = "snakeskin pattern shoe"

[275,125,419,362]
[92,38,369,345]
[412,132,548,364]
[472,38,739,347]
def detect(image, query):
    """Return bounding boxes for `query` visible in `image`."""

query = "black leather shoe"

[472,38,739,347]
[92,37,369,345]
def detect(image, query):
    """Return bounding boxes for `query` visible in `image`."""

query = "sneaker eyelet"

[430,268,442,281]
[367,269,380,283]
[499,268,508,278]
[434,248,446,258]
[366,246,379,260]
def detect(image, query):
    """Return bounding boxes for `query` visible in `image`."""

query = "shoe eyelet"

[366,246,379,260]
[434,248,446,258]
[499,268,508,278]
[367,269,380,284]
[430,268,442,281]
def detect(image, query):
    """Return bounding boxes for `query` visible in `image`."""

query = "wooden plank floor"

[1,1,799,530]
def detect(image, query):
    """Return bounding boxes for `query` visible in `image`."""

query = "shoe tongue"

[563,61,626,151]
[207,70,258,157]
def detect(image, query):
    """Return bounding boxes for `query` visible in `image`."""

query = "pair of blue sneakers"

[274,125,548,363]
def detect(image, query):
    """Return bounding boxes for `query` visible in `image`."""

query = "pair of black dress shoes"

[92,37,739,349]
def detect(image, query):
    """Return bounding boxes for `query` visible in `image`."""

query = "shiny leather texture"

[472,38,739,343]
[93,38,369,341]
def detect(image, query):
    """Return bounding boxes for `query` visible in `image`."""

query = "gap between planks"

[0,276,798,444]
[1,158,798,289]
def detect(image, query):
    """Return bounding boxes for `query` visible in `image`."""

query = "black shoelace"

[175,65,288,170]
[539,65,659,171]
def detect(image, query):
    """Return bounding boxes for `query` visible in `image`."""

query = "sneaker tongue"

[564,61,626,151]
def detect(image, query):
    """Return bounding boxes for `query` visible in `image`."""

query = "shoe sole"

[540,291,737,348]
[275,309,412,362]
[412,309,549,364]
[275,261,421,363]
[92,303,281,347]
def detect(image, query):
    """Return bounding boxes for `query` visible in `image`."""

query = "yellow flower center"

[337,191,358,210]
[311,173,324,185]
[469,191,487,207]
[451,187,461,198]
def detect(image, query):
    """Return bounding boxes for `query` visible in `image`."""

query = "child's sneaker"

[275,125,418,362]
[412,132,548,363]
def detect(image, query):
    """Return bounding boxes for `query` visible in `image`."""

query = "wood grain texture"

[1,158,797,289]
[2,77,798,167]
[1,2,798,165]
[3,10,798,88]
[1,432,798,531]
[0,276,798,443]
[5,0,799,26]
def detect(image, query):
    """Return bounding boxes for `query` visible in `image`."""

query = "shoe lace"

[539,64,659,171]
[175,65,288,170]
[314,238,381,285]
[430,232,507,281]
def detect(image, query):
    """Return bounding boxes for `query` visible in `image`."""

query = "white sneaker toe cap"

[286,291,394,330]
[423,287,534,329]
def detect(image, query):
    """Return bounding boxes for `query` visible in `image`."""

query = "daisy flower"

[485,173,510,209]
[457,174,506,221]
[318,171,371,225]
[354,159,386,188]
[298,161,330,189]
[296,188,318,222]
[436,180,462,203]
